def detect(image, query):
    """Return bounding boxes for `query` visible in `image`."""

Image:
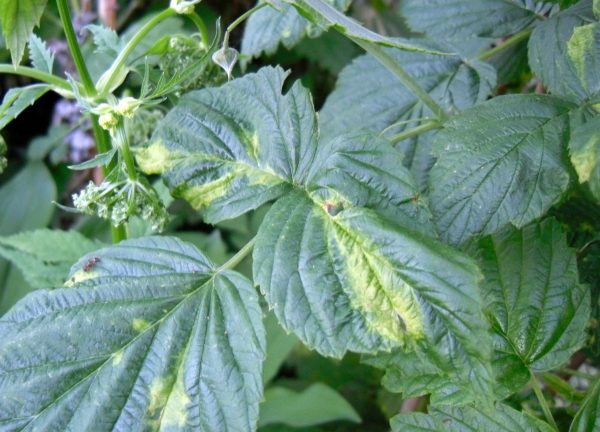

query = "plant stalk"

[353,39,449,122]
[189,12,210,47]
[98,8,175,95]
[530,373,559,431]
[57,0,125,242]
[223,2,268,48]
[478,28,533,61]
[56,0,96,94]
[218,237,256,272]
[388,120,441,144]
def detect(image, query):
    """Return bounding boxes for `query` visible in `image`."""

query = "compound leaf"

[391,403,554,432]
[400,0,556,39]
[0,236,266,432]
[476,219,590,397]
[429,94,573,245]
[0,0,47,66]
[0,229,105,289]
[241,0,351,64]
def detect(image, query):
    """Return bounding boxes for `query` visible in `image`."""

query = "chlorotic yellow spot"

[112,350,124,366]
[571,134,599,184]
[136,140,179,174]
[148,377,170,416]
[64,270,97,287]
[133,318,151,332]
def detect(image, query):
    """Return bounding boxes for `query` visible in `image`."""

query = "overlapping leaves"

[320,41,496,187]
[141,66,494,400]
[0,236,266,431]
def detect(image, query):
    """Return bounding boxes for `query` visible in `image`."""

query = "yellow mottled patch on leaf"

[64,270,98,287]
[180,163,282,210]
[568,24,596,91]
[132,318,151,332]
[136,140,180,175]
[161,376,191,428]
[330,217,424,344]
[112,350,124,366]
[571,131,599,185]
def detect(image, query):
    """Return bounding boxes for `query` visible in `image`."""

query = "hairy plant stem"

[530,373,559,431]
[57,0,125,243]
[222,2,268,48]
[114,125,138,181]
[388,120,441,144]
[352,39,449,122]
[218,237,256,272]
[98,8,175,95]
[478,28,533,61]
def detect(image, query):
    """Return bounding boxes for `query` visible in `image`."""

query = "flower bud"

[212,47,239,81]
[170,0,201,14]
[99,112,119,130]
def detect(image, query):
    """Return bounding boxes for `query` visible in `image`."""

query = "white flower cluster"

[73,179,169,231]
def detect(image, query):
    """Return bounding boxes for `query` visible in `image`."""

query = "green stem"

[188,12,210,47]
[353,39,449,121]
[98,8,175,95]
[113,124,138,181]
[388,120,441,144]
[223,2,268,48]
[57,0,126,243]
[530,373,559,431]
[218,237,256,272]
[56,0,96,94]
[478,28,533,61]
[562,368,598,381]
[0,64,73,91]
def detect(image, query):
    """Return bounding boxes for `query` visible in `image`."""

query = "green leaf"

[569,107,600,199]
[391,403,554,432]
[400,0,555,39]
[529,0,596,101]
[254,190,493,396]
[258,383,361,428]
[363,349,471,406]
[0,236,266,431]
[241,0,351,64]
[476,219,590,398]
[0,0,47,66]
[28,33,53,73]
[68,148,118,171]
[0,135,6,174]
[147,67,493,400]
[0,84,50,131]
[86,24,122,57]
[570,379,600,432]
[320,41,496,188]
[0,162,56,313]
[429,94,574,245]
[0,229,105,288]
[139,67,431,231]
[282,0,449,54]
[567,22,600,96]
